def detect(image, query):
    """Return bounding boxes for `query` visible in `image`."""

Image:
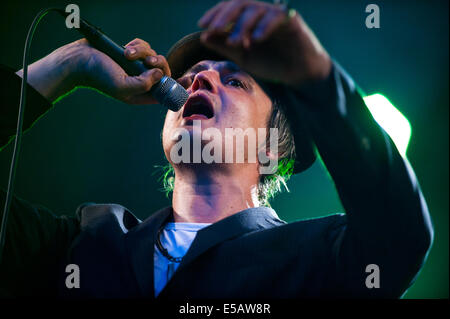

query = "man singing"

[0,0,433,298]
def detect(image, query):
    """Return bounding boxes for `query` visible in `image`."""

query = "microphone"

[58,11,188,111]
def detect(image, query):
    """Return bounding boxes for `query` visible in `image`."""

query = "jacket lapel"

[165,207,286,286]
[125,206,285,298]
[124,206,172,298]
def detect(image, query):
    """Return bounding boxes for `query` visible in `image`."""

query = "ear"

[265,149,280,161]
[257,147,280,176]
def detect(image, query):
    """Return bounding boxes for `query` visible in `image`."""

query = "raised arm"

[198,0,433,297]
[291,63,433,297]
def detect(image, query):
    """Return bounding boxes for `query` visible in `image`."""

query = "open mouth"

[182,93,214,120]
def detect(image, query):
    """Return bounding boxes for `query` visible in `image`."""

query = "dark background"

[0,0,448,298]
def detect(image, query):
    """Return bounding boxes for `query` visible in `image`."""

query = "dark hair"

[158,98,296,206]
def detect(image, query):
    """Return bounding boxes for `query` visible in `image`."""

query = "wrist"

[16,42,85,102]
[283,15,333,88]
[285,54,332,88]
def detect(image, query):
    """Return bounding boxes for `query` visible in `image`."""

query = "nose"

[191,71,218,94]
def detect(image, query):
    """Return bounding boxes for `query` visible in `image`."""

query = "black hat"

[166,32,316,174]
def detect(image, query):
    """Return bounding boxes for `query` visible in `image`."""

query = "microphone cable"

[0,7,188,263]
[0,7,63,263]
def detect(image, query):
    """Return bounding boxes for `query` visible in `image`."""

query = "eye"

[225,78,245,89]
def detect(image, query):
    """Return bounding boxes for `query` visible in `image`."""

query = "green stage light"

[363,93,412,157]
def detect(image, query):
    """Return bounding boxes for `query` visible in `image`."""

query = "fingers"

[120,68,164,100]
[227,6,266,48]
[124,38,156,60]
[200,1,291,47]
[123,38,170,77]
[124,38,145,47]
[111,38,172,104]
[144,55,171,77]
[252,9,287,43]
[200,32,239,63]
[207,0,248,31]
[198,1,228,28]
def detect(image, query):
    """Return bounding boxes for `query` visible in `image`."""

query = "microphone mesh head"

[152,76,188,111]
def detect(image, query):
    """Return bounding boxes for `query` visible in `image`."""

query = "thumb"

[121,68,164,97]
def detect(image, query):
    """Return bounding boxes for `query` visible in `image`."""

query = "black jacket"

[0,64,433,298]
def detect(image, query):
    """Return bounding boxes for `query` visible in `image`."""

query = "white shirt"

[153,222,211,297]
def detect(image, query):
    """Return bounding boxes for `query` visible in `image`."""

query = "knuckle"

[134,43,144,51]
[151,56,160,64]
[76,38,88,45]
[137,44,150,56]
[134,38,151,49]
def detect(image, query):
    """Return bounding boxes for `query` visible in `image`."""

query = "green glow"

[363,93,412,157]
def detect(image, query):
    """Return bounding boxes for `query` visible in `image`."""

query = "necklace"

[155,226,183,263]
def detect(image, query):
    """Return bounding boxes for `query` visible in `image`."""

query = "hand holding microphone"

[77,37,181,107]
[2,7,188,264]
[68,15,188,110]
[17,16,187,110]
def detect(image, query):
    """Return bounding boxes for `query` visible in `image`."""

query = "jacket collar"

[125,206,285,297]
[124,206,172,298]
[179,206,285,268]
